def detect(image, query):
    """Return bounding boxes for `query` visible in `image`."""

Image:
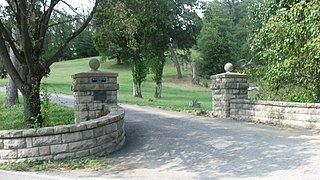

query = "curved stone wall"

[0,105,125,164]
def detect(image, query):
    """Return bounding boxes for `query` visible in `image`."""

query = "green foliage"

[251,0,320,102]
[36,57,212,111]
[0,157,108,171]
[0,94,73,130]
[40,82,50,126]
[71,28,99,59]
[0,60,5,79]
[197,1,234,78]
[196,0,251,78]
[94,0,202,97]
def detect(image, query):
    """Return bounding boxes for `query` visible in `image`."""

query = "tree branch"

[45,1,98,68]
[48,17,79,27]
[6,0,18,18]
[34,0,60,60]
[0,35,24,90]
[18,0,35,73]
[0,20,25,65]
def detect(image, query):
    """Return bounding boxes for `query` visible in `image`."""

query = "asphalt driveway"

[0,89,320,179]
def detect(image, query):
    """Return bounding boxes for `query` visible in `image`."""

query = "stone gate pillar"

[211,63,248,118]
[72,58,119,123]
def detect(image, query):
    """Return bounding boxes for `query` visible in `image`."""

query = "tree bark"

[168,43,183,79]
[154,82,162,99]
[154,55,165,98]
[4,29,19,107]
[22,80,43,128]
[133,82,142,98]
[191,61,198,84]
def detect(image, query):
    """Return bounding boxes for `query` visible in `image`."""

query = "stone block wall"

[72,73,119,123]
[211,63,320,129]
[211,72,248,118]
[230,99,320,129]
[0,106,125,164]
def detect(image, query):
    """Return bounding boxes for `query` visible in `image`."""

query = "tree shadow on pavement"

[78,105,320,179]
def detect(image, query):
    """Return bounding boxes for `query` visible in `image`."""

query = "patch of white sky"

[0,0,94,15]
[0,0,211,17]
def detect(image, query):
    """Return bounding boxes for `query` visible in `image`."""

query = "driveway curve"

[0,89,320,179]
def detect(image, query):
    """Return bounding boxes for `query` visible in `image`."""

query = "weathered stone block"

[37,127,54,136]
[39,146,51,156]
[82,130,94,139]
[0,149,18,159]
[53,152,75,160]
[26,137,32,148]
[77,96,93,104]
[93,126,106,137]
[75,104,89,111]
[75,111,89,119]
[75,150,90,158]
[69,123,87,132]
[50,144,69,155]
[54,125,71,134]
[7,131,23,138]
[27,155,53,162]
[68,139,96,152]
[18,147,39,158]
[75,78,89,84]
[62,132,82,143]
[97,133,116,145]
[33,135,61,146]
[85,121,98,129]
[4,138,26,149]
[106,123,118,134]
[22,129,37,137]
[89,146,102,155]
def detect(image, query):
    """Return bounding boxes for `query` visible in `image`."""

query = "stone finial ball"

[89,58,100,71]
[224,63,233,72]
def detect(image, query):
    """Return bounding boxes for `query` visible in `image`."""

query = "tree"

[197,0,234,78]
[0,0,97,128]
[251,0,320,102]
[93,0,147,97]
[72,27,99,59]
[196,0,251,78]
[94,0,202,98]
[4,28,19,107]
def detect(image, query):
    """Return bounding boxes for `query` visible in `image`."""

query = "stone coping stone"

[0,105,125,138]
[211,72,247,79]
[231,99,320,108]
[72,72,118,79]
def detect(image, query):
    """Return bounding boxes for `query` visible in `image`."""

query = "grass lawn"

[0,94,74,130]
[0,57,212,111]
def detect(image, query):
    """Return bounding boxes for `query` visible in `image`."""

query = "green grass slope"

[1,57,212,111]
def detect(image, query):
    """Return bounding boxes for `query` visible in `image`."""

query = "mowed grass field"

[0,57,212,111]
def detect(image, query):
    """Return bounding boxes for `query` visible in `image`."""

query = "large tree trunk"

[4,77,18,107]
[133,82,142,98]
[4,29,19,107]
[168,44,183,79]
[22,80,43,128]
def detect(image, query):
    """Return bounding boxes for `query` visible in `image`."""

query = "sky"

[0,0,205,17]
[0,0,95,15]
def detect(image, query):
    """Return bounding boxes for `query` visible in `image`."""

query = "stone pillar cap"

[224,63,233,73]
[89,58,100,71]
